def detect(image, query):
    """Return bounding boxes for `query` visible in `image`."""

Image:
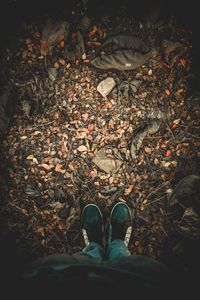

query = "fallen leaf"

[25,38,32,45]
[82,113,89,122]
[68,162,76,172]
[40,170,46,175]
[88,124,94,131]
[76,131,87,139]
[21,209,29,216]
[27,154,34,160]
[165,150,171,157]
[55,163,62,172]
[77,145,87,152]
[162,161,171,168]
[54,62,59,69]
[173,118,181,125]
[87,41,102,46]
[179,58,187,66]
[88,25,98,37]
[41,163,52,170]
[124,185,134,195]
[144,146,152,154]
[59,58,65,65]
[60,40,65,48]
[34,31,40,38]
[92,147,122,174]
[21,136,28,140]
[82,53,87,60]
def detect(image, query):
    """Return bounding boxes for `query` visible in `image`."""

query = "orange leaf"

[60,40,65,48]
[55,163,61,172]
[165,150,171,157]
[40,170,46,175]
[41,163,51,170]
[84,170,92,177]
[179,58,187,66]
[76,131,87,139]
[82,113,89,122]
[68,162,76,172]
[88,124,94,131]
[144,146,152,154]
[77,145,87,152]
[165,89,171,96]
[34,31,40,38]
[88,26,98,37]
[175,88,184,96]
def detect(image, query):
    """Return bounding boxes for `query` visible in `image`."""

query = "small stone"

[148,69,152,75]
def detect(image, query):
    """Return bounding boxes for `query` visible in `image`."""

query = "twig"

[146,180,172,200]
[33,121,54,127]
[162,118,175,139]
[144,194,167,206]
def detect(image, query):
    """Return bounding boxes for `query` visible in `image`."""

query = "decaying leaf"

[40,163,52,170]
[124,185,134,195]
[92,147,123,174]
[77,145,87,152]
[131,119,161,159]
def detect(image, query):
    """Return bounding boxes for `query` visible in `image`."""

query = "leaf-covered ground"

[0,9,200,264]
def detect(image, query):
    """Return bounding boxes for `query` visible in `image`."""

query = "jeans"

[80,239,130,262]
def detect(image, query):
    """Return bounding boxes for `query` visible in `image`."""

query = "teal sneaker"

[109,202,132,247]
[81,204,104,247]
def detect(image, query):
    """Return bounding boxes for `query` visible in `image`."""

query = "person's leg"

[23,204,105,278]
[106,202,132,261]
[75,203,105,261]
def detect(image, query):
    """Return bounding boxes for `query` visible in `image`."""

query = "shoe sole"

[110,202,132,247]
[81,203,104,247]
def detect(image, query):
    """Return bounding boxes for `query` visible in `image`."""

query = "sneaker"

[109,202,132,247]
[81,203,104,247]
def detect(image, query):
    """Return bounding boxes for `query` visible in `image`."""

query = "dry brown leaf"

[41,163,52,170]
[82,113,89,122]
[40,170,46,175]
[77,145,87,152]
[165,150,171,157]
[59,58,65,65]
[165,89,171,96]
[55,163,62,172]
[88,124,94,131]
[54,62,59,69]
[68,162,75,172]
[60,40,65,48]
[88,25,98,37]
[124,185,134,195]
[144,146,152,154]
[76,131,87,139]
